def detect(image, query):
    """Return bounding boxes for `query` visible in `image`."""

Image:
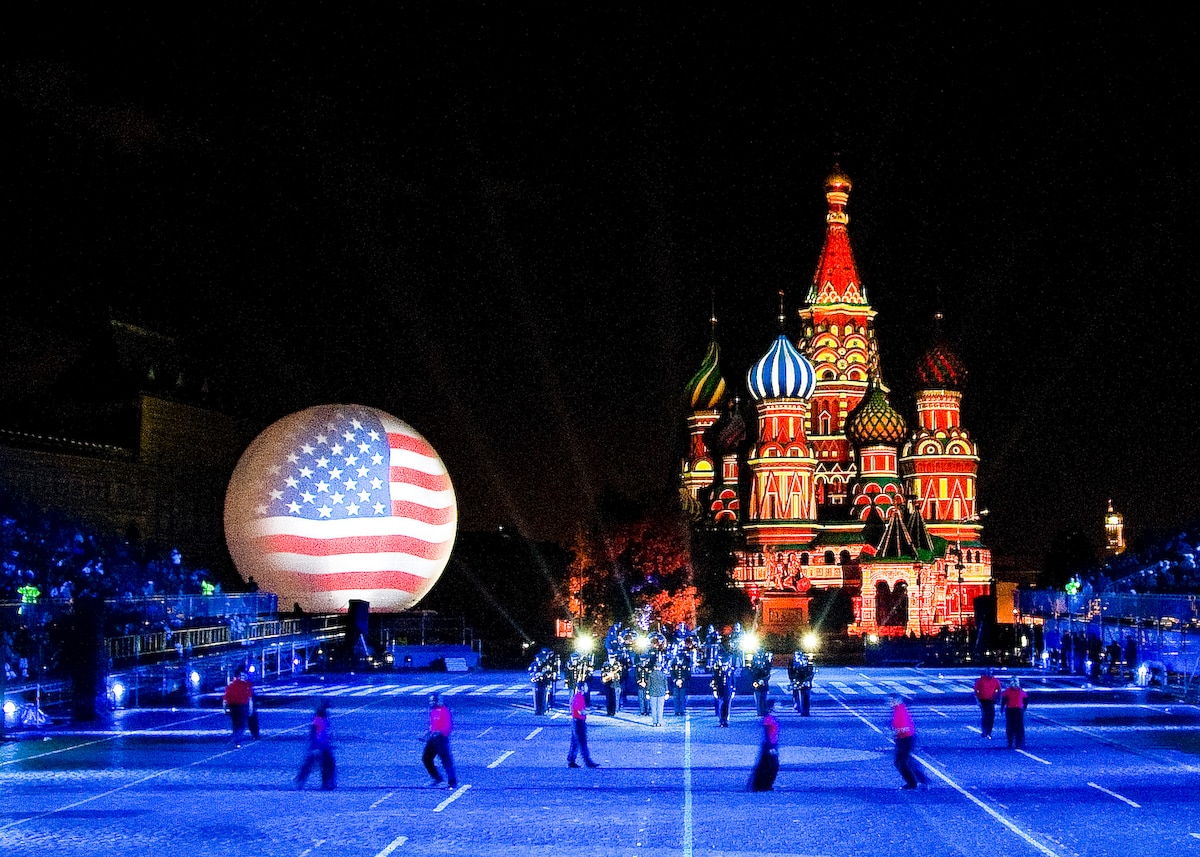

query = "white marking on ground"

[918,753,1064,855]
[1017,749,1051,765]
[411,683,452,695]
[488,750,514,769]
[682,709,694,857]
[369,790,396,809]
[525,727,543,741]
[1088,782,1140,807]
[854,681,887,695]
[433,783,470,812]
[373,834,407,856]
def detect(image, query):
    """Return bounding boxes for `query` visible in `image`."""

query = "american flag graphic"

[225,404,457,612]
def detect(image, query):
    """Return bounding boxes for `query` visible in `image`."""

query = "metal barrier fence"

[1016,589,1200,694]
[1016,590,1200,627]
[105,614,346,663]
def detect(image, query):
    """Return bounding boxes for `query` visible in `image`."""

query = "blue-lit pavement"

[1,666,1197,857]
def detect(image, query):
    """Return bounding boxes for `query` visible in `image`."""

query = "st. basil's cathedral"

[681,167,990,637]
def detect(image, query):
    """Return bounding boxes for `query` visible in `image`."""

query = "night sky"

[5,8,1199,565]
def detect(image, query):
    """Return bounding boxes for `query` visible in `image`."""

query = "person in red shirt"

[567,682,599,768]
[222,667,254,748]
[1000,677,1029,749]
[890,695,928,790]
[422,693,458,788]
[974,668,1003,739]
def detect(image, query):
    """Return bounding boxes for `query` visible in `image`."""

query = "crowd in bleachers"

[1072,522,1200,596]
[0,489,235,606]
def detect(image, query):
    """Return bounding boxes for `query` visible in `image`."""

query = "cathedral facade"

[682,168,991,637]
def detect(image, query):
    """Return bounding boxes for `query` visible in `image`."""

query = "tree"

[567,489,702,632]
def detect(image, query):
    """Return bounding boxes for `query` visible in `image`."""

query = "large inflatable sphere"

[224,404,457,612]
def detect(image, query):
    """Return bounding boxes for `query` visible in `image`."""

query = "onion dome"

[915,317,968,391]
[825,165,852,198]
[747,333,816,401]
[684,339,727,411]
[845,378,907,446]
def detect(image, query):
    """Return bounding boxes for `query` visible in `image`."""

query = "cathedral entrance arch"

[875,580,909,630]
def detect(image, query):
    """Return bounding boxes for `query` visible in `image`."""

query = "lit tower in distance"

[1104,499,1126,556]
[744,293,819,548]
[797,166,878,516]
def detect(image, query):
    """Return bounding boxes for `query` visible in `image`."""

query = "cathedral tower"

[744,307,819,548]
[797,167,879,515]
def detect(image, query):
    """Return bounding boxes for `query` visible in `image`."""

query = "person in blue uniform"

[711,658,735,727]
[669,650,691,716]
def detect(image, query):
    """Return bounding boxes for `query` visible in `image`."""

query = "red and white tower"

[797,167,879,515]
[900,322,982,544]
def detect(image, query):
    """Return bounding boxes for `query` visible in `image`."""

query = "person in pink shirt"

[974,668,1002,739]
[567,681,600,768]
[1000,677,1029,749]
[422,693,458,788]
[889,695,928,790]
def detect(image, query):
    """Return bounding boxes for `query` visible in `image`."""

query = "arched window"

[824,550,835,565]
[820,412,832,435]
[839,550,851,565]
[800,553,809,565]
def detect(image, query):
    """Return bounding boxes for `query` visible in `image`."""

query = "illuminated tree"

[567,490,701,631]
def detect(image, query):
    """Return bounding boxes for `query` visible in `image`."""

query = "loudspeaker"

[973,594,996,627]
[347,599,370,639]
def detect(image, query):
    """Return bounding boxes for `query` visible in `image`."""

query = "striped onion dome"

[915,338,967,391]
[845,378,907,446]
[684,339,727,411]
[746,333,816,401]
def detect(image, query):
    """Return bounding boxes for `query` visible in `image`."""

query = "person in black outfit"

[748,700,780,792]
[711,658,735,727]
[669,651,691,716]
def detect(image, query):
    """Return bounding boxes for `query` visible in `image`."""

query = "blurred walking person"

[422,692,457,788]
[747,700,780,791]
[567,682,600,768]
[889,695,927,790]
[295,700,335,790]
